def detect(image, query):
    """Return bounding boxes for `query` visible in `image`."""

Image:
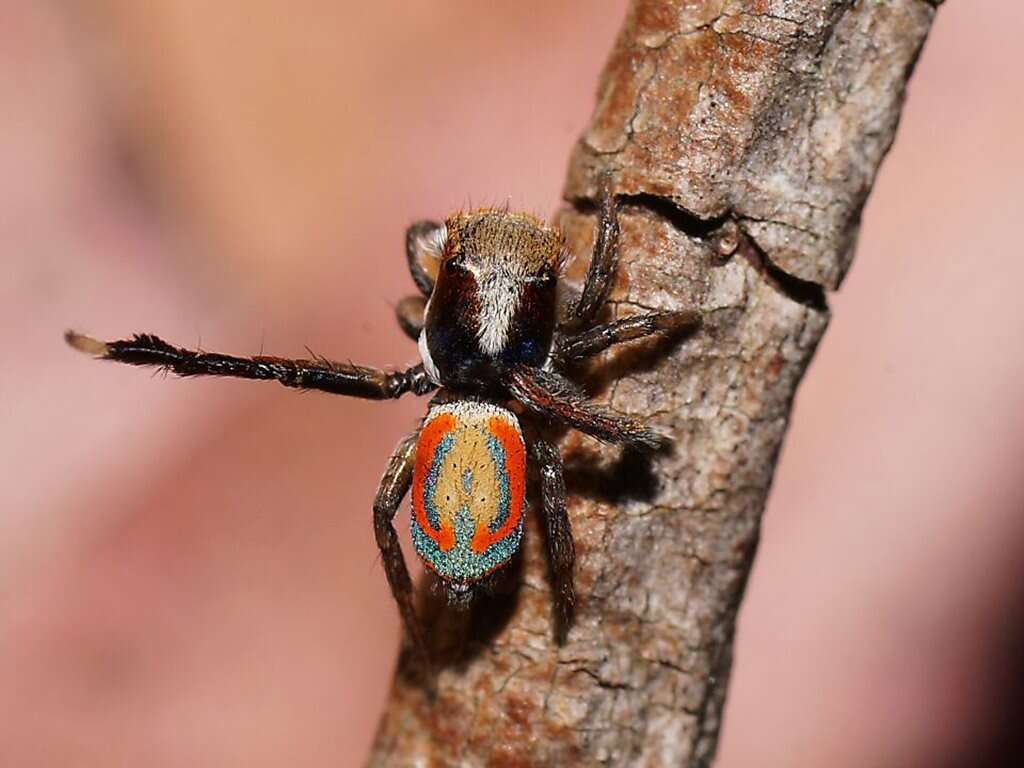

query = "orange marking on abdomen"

[413,412,457,551]
[470,416,527,554]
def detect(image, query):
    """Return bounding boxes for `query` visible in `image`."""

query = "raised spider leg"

[556,309,701,364]
[571,171,620,328]
[531,438,575,642]
[373,430,433,677]
[405,219,444,297]
[395,295,427,341]
[510,365,666,451]
[65,331,436,399]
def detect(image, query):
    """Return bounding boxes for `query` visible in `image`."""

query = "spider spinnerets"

[66,174,700,667]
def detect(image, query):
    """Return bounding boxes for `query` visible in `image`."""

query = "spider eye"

[516,338,537,360]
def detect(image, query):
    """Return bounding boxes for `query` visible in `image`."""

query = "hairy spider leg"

[395,295,427,341]
[531,438,575,642]
[556,309,702,364]
[65,331,436,399]
[571,171,620,327]
[509,365,666,451]
[405,219,444,297]
[373,430,433,677]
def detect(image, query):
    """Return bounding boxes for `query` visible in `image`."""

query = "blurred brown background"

[2,1,1022,766]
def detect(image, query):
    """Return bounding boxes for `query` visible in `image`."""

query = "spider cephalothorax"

[66,174,700,667]
[420,210,563,390]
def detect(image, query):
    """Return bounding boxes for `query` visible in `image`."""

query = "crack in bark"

[569,191,726,242]
[577,189,828,313]
[737,227,829,312]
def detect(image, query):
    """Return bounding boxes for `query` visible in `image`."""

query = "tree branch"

[369,1,939,765]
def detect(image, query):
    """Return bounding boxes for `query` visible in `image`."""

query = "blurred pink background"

[2,2,1022,766]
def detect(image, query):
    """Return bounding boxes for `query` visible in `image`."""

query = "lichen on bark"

[369,2,939,766]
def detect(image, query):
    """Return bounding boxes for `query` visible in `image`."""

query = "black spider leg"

[510,365,666,451]
[556,309,702,365]
[65,331,436,399]
[571,171,620,328]
[395,295,426,341]
[373,430,433,678]
[405,219,443,296]
[531,438,575,642]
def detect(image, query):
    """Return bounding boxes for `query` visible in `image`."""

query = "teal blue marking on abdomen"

[423,433,454,531]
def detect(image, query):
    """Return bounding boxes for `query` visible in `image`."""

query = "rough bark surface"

[370,2,938,766]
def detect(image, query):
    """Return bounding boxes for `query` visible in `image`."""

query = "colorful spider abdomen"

[411,401,526,587]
